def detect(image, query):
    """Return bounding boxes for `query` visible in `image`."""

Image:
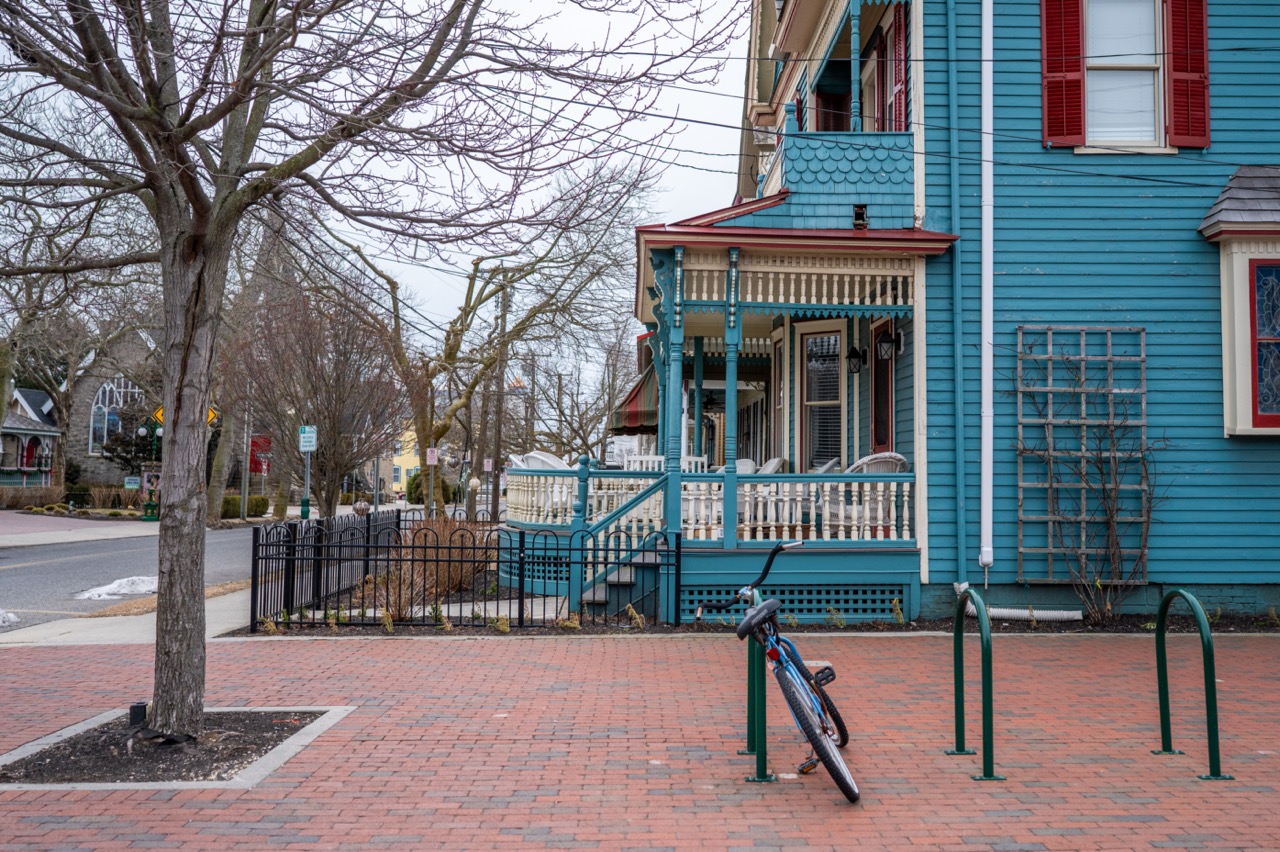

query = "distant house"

[1,387,59,487]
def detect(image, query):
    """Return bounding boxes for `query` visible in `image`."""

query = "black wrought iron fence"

[250,516,680,631]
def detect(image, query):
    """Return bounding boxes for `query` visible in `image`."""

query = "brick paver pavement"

[1,633,1278,850]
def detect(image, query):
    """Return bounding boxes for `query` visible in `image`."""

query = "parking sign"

[426,447,438,465]
[299,425,317,452]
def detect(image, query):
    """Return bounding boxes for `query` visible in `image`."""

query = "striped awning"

[608,364,659,435]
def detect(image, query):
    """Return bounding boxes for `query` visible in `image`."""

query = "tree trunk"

[150,227,233,740]
[205,380,240,520]
[270,450,293,520]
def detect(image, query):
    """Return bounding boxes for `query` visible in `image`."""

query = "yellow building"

[387,425,420,498]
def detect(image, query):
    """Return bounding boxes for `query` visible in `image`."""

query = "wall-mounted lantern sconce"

[853,204,869,230]
[876,331,897,362]
[847,345,866,374]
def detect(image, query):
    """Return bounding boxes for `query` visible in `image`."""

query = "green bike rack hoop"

[740,638,776,783]
[946,586,1004,781]
[1153,588,1233,780]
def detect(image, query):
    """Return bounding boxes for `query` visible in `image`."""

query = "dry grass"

[81,579,252,618]
[363,516,494,621]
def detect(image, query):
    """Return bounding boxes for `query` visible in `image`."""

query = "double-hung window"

[1042,0,1209,148]
[801,332,843,471]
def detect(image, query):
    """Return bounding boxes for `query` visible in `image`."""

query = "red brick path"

[2,633,1278,850]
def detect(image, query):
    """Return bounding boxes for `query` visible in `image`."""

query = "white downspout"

[978,0,995,574]
[964,0,1080,621]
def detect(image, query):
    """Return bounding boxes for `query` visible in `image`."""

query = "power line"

[479,83,1251,194]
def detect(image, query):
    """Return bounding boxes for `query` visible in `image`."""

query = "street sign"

[152,406,218,426]
[426,447,438,465]
[123,476,141,490]
[484,458,493,472]
[299,425,317,453]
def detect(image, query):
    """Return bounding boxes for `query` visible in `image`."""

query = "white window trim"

[1218,238,1280,435]
[792,318,846,471]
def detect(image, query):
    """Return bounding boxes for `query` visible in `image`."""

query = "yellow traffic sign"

[152,406,219,426]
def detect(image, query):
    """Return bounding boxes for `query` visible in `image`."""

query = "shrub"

[246,495,269,517]
[0,486,62,510]
[108,510,123,517]
[406,471,422,504]
[30,507,46,514]
[221,495,240,519]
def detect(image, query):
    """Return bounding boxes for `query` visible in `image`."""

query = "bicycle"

[696,540,860,803]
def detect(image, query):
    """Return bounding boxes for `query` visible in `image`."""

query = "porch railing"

[683,473,913,543]
[509,464,914,545]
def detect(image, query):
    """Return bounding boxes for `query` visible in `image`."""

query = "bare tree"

[529,318,636,460]
[338,175,643,511]
[0,0,734,738]
[231,242,405,518]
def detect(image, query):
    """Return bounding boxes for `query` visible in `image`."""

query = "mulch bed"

[0,711,322,785]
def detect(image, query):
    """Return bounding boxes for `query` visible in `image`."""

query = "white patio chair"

[813,457,841,474]
[625,455,666,472]
[507,453,528,469]
[680,456,708,473]
[843,452,909,535]
[714,458,758,474]
[524,450,573,470]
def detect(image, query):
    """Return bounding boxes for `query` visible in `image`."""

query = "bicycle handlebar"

[748,540,805,589]
[693,540,804,621]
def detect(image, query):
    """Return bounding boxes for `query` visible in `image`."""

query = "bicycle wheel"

[789,653,848,748]
[775,662,860,803]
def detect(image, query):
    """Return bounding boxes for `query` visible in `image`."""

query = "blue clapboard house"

[505,0,1280,623]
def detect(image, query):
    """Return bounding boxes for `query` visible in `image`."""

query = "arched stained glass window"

[89,376,143,455]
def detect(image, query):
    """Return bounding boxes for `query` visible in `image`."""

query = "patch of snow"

[75,576,159,600]
[0,609,19,627]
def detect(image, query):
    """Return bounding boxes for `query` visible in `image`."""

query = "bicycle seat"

[736,598,782,640]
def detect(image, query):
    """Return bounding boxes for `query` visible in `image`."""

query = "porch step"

[628,549,668,567]
[607,567,636,585]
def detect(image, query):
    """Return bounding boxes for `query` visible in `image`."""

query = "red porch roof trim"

[637,224,959,256]
[671,191,790,227]
[1200,224,1280,243]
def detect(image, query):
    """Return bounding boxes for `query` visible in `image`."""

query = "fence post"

[250,525,261,633]
[567,456,590,618]
[361,510,373,582]
[517,530,527,629]
[310,520,326,612]
[670,533,682,626]
[282,521,299,618]
[1153,588,1233,780]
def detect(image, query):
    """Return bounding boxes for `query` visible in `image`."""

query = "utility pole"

[239,380,251,520]
[491,279,511,521]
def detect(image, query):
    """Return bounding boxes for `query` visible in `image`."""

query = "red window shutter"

[1041,0,1085,147]
[1166,0,1210,147]
[892,3,908,132]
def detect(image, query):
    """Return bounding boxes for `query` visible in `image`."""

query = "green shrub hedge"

[221,495,270,519]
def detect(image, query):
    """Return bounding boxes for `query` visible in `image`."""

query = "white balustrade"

[685,476,913,542]
[510,471,912,543]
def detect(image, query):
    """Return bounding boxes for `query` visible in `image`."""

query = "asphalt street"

[0,528,252,630]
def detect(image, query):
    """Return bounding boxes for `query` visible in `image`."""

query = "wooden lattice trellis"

[1016,326,1151,586]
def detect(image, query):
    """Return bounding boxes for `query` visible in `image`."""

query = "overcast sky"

[384,1,750,329]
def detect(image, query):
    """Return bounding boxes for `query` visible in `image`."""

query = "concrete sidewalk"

[1,632,1278,849]
[0,589,250,646]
